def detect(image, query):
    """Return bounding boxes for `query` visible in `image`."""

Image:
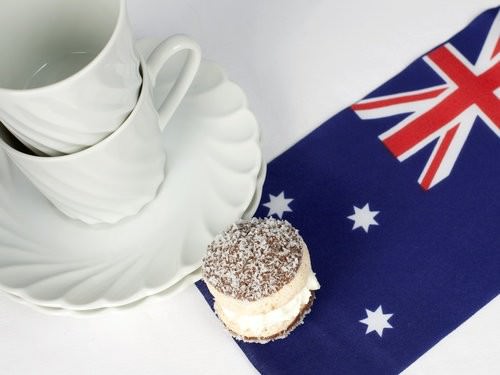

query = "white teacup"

[0,0,199,157]
[0,49,196,225]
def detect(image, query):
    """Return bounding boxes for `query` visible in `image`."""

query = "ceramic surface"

[1,157,266,316]
[0,38,201,225]
[0,39,262,310]
[0,64,164,224]
[0,1,199,156]
[0,0,140,155]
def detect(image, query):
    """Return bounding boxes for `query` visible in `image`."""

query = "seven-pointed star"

[347,203,379,233]
[359,305,394,337]
[263,191,293,218]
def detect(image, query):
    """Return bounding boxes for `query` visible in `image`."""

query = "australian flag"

[198,7,500,374]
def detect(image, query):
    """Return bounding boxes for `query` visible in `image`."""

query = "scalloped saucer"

[2,159,266,316]
[0,39,263,311]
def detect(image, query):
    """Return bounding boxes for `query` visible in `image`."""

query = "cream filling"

[221,272,320,336]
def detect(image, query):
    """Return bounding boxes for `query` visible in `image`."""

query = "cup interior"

[0,0,121,90]
[0,124,34,154]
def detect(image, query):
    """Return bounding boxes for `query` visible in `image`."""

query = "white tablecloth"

[1,1,498,374]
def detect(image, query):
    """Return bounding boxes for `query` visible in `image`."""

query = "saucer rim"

[0,38,263,311]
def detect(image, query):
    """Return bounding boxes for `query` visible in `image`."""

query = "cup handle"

[146,35,201,131]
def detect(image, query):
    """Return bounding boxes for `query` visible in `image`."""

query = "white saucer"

[1,152,266,316]
[1,158,266,316]
[0,39,263,311]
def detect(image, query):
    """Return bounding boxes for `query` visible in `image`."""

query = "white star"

[263,191,293,218]
[347,203,379,233]
[359,305,394,337]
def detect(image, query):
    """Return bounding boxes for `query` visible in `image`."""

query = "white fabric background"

[0,1,498,374]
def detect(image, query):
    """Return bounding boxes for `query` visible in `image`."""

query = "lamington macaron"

[202,217,320,343]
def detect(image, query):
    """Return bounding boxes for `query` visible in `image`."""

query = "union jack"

[352,12,500,190]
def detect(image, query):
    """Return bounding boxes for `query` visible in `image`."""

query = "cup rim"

[0,0,127,94]
[0,57,150,163]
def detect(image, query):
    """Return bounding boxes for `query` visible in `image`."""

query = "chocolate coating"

[202,218,304,301]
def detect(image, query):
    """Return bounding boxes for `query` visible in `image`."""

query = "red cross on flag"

[352,13,500,190]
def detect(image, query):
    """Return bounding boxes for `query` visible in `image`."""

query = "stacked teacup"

[0,0,201,224]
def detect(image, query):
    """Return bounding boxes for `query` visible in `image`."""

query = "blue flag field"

[198,7,500,374]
